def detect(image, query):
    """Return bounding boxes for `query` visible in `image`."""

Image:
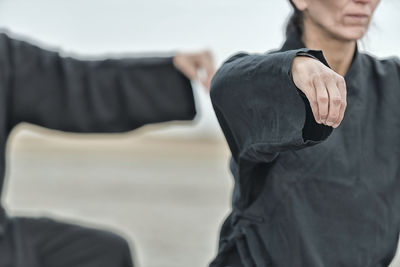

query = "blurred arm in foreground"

[1,33,215,133]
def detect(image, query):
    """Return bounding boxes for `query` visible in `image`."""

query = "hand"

[173,50,215,90]
[291,56,347,128]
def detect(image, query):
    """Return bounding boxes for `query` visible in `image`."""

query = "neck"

[302,19,356,77]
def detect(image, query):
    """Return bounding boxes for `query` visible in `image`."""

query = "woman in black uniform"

[0,32,214,267]
[210,0,400,266]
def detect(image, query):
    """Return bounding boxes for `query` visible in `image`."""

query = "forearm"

[2,34,195,133]
[211,50,331,163]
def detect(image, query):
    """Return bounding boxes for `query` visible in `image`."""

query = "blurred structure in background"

[0,0,399,266]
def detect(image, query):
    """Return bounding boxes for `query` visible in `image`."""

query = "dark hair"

[286,0,304,37]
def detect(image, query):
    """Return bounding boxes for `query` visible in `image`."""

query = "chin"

[335,27,369,41]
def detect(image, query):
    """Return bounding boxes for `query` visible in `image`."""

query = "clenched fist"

[173,50,215,91]
[291,56,347,128]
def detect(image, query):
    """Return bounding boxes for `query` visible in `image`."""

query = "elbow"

[209,67,227,107]
[210,52,250,106]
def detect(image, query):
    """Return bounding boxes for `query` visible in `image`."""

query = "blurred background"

[0,0,399,266]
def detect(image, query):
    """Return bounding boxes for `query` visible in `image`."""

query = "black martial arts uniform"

[210,30,400,267]
[0,32,196,267]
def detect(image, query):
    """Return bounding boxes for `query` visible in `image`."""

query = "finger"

[332,77,347,128]
[197,52,216,90]
[204,62,216,89]
[325,79,342,126]
[203,51,216,77]
[313,77,329,124]
[197,68,210,89]
[302,88,320,124]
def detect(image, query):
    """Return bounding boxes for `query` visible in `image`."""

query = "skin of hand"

[291,55,347,128]
[173,50,216,91]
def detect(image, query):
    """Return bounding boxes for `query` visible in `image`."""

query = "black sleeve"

[0,33,196,133]
[210,49,332,163]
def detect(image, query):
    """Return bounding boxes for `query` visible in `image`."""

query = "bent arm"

[210,49,332,163]
[0,33,196,133]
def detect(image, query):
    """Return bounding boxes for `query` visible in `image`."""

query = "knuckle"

[310,73,320,83]
[317,96,329,104]
[337,76,347,87]
[320,72,333,81]
[307,80,314,88]
[311,100,319,107]
[328,113,339,120]
[336,75,345,82]
[306,95,316,104]
[320,111,328,118]
[332,96,342,106]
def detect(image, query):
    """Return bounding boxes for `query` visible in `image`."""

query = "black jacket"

[0,32,196,234]
[210,30,400,267]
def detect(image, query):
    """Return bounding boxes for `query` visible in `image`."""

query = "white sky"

[0,0,398,138]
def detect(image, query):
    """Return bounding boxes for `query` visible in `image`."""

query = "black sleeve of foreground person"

[0,33,196,133]
[210,49,332,163]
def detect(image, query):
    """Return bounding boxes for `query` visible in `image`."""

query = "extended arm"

[0,33,197,133]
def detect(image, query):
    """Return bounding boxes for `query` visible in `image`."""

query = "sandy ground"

[2,124,400,267]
